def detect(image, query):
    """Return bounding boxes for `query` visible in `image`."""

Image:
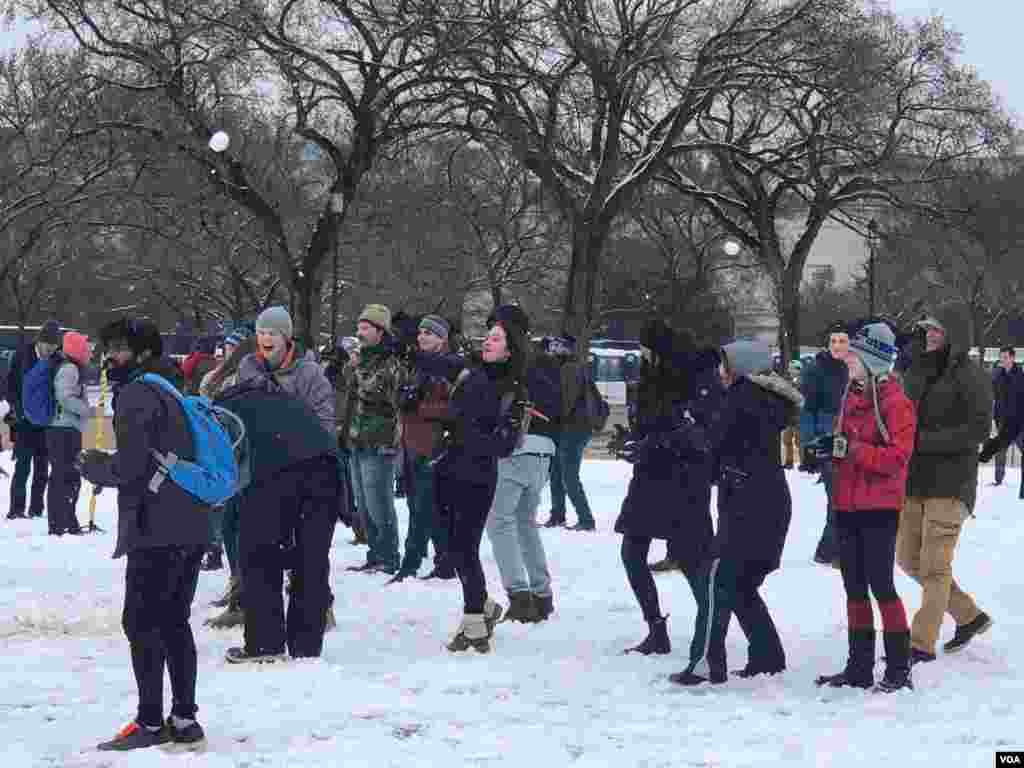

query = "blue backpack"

[22,356,58,427]
[141,373,247,506]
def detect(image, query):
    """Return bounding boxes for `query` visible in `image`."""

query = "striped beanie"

[850,322,898,376]
[418,314,450,339]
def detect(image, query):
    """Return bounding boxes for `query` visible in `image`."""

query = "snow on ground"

[0,454,1022,767]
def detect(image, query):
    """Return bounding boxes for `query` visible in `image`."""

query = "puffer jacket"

[51,356,90,432]
[799,350,848,447]
[831,377,917,513]
[902,303,992,512]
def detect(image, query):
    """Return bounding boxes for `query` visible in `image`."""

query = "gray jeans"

[486,454,553,597]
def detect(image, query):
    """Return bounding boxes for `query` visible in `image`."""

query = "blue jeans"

[400,453,440,575]
[549,430,593,526]
[349,447,399,571]
[486,454,552,597]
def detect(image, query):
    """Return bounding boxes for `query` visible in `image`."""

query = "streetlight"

[867,218,878,317]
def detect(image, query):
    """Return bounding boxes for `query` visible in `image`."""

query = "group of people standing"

[2,299,1002,752]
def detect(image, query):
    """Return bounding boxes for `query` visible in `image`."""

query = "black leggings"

[835,510,900,604]
[621,535,699,622]
[438,474,498,614]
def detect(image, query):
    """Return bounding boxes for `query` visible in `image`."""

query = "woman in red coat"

[815,321,917,693]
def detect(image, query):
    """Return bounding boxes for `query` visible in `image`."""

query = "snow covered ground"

[0,454,1021,767]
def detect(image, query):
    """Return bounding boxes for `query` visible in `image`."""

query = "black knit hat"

[99,317,163,358]
[36,320,62,345]
[487,304,530,337]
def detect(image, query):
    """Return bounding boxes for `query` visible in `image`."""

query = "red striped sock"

[878,599,909,632]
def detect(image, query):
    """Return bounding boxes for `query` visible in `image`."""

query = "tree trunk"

[777,274,800,374]
[562,220,608,347]
[293,274,324,351]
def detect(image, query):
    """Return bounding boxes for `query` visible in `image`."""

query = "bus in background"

[588,342,642,406]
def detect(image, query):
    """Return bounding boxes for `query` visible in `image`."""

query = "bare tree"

[443,0,813,343]
[663,0,1014,364]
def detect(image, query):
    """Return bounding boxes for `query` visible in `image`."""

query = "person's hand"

[606,424,629,455]
[397,383,421,412]
[616,435,653,465]
[979,439,998,464]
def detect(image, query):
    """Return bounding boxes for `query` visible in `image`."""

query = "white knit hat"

[850,322,898,376]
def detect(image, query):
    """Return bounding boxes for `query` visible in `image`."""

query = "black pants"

[437,470,497,614]
[46,428,82,533]
[241,457,339,658]
[123,546,203,727]
[621,535,700,623]
[9,424,48,516]
[688,558,785,676]
[835,509,908,632]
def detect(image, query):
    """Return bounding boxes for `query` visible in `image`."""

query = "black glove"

[606,424,629,455]
[397,383,422,412]
[2,411,15,427]
[616,435,654,465]
[75,449,109,483]
[979,439,999,464]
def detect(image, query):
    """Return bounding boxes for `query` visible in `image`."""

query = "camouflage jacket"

[345,344,401,450]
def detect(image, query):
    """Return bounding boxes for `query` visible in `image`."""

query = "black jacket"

[712,376,796,570]
[614,358,720,565]
[436,362,519,485]
[523,354,563,443]
[903,304,992,512]
[80,358,211,558]
[992,364,1024,425]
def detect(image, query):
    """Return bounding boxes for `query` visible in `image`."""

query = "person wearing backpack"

[223,306,340,664]
[4,321,60,520]
[77,317,209,752]
[45,331,92,536]
[542,335,599,531]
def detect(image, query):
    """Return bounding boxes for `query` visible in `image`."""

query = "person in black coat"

[670,339,803,686]
[78,318,209,751]
[990,346,1024,490]
[612,320,720,655]
[434,316,525,653]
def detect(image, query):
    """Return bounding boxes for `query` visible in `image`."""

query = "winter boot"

[503,591,541,623]
[534,593,555,620]
[200,547,223,572]
[669,664,728,686]
[624,616,671,655]
[542,513,565,528]
[324,605,337,632]
[211,575,240,607]
[815,629,875,689]
[483,598,504,636]
[942,611,993,654]
[224,646,286,664]
[447,614,490,653]
[875,631,913,693]
[205,594,244,629]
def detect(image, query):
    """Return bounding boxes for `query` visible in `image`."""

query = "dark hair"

[1000,346,1015,358]
[205,336,256,395]
[99,317,162,358]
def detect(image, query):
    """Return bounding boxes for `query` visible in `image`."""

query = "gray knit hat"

[418,314,450,339]
[850,322,898,376]
[358,304,392,333]
[255,306,293,339]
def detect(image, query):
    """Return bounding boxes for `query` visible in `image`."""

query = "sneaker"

[97,720,170,751]
[542,516,566,528]
[942,612,993,654]
[224,646,286,665]
[649,558,680,573]
[205,606,244,629]
[873,672,914,693]
[164,717,206,752]
[910,648,936,665]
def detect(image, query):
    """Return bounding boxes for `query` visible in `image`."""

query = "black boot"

[624,616,670,655]
[815,629,875,689]
[533,593,554,621]
[875,631,913,693]
[503,591,541,623]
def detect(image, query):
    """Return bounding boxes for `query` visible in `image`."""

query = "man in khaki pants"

[899,305,993,664]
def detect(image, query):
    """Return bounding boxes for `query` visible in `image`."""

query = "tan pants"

[897,497,981,653]
[781,427,800,466]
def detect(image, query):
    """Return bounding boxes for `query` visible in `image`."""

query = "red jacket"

[400,380,452,459]
[831,377,917,513]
